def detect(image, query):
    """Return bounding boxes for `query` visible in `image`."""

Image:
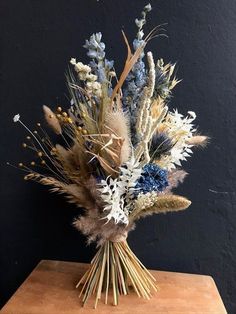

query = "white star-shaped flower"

[13,114,20,123]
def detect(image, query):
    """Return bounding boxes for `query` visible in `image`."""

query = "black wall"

[1,1,236,312]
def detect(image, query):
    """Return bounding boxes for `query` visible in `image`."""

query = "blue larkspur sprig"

[122,4,152,145]
[83,32,114,84]
[122,40,147,146]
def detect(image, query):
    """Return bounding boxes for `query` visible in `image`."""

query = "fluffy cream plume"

[104,110,131,164]
[186,135,209,147]
[130,194,191,221]
[43,105,62,135]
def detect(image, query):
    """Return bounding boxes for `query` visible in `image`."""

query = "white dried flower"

[75,62,91,74]
[13,114,20,123]
[108,71,116,77]
[144,3,152,12]
[70,58,91,80]
[70,58,76,65]
[158,109,197,170]
[86,73,98,81]
[86,81,102,98]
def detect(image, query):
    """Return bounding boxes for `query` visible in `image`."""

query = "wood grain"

[0,260,227,314]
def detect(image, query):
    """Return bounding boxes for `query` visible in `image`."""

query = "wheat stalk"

[76,240,157,308]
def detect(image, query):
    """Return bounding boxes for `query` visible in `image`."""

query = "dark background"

[1,0,236,312]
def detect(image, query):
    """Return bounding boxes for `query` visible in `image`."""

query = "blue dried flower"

[104,59,114,70]
[122,37,147,147]
[133,38,145,51]
[83,32,114,83]
[83,32,105,60]
[135,163,168,195]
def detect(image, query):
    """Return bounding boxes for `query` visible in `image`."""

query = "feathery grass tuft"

[131,194,191,221]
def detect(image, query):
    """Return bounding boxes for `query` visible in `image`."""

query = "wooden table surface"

[1,260,227,314]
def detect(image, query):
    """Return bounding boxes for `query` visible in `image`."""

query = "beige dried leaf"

[43,105,62,135]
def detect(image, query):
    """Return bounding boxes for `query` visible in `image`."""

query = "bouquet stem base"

[76,241,157,308]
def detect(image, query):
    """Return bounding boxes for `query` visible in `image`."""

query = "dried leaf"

[43,105,62,135]
[111,31,146,103]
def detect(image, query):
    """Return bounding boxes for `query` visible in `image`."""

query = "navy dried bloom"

[150,132,174,160]
[135,163,168,195]
[154,60,176,101]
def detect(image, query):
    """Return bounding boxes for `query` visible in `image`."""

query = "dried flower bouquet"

[11,3,208,308]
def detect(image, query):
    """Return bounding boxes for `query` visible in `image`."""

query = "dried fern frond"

[131,194,191,221]
[43,105,62,135]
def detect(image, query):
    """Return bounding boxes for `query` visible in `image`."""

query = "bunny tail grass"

[76,241,157,308]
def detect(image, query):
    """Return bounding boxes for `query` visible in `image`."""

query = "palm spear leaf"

[111,31,146,103]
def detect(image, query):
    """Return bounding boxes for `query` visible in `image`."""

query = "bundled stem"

[76,240,157,308]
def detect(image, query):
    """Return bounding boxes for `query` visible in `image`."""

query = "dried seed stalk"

[76,240,157,308]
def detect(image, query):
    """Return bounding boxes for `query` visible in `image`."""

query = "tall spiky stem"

[76,241,157,308]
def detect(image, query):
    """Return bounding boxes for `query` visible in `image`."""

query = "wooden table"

[1,260,227,314]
